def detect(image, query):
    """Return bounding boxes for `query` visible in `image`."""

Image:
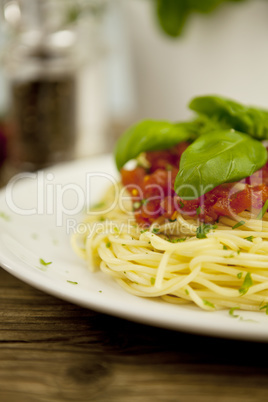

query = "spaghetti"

[71,185,268,312]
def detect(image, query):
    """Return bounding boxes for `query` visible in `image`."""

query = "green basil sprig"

[189,95,268,140]
[156,0,190,38]
[174,129,267,199]
[114,120,199,170]
[156,0,246,37]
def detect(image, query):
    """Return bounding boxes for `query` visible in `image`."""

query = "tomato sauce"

[121,142,268,226]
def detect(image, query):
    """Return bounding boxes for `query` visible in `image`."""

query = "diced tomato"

[145,142,189,171]
[120,145,268,225]
[121,166,146,197]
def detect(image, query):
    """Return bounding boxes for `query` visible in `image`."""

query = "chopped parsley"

[141,198,149,206]
[92,201,105,209]
[0,212,10,221]
[152,228,160,234]
[239,272,253,296]
[237,272,243,279]
[229,307,240,318]
[67,280,78,285]
[259,303,268,315]
[106,241,111,248]
[232,220,245,230]
[150,277,155,285]
[196,223,217,239]
[185,289,189,295]
[196,206,203,215]
[203,299,215,309]
[140,229,149,233]
[245,236,254,242]
[224,253,234,258]
[39,258,52,266]
[257,199,268,220]
[169,237,186,243]
[223,245,228,250]
[179,201,184,209]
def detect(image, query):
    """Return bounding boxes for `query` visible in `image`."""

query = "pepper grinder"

[2,0,79,171]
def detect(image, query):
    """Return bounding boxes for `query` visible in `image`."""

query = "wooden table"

[1,267,268,402]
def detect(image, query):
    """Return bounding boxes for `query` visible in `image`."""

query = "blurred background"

[0,0,268,183]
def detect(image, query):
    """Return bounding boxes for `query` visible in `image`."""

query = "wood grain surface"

[1,267,268,402]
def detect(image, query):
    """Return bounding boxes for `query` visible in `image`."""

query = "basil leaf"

[156,0,189,38]
[155,0,246,37]
[114,120,198,170]
[189,95,268,140]
[174,129,267,199]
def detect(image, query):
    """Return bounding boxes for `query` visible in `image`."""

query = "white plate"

[1,154,268,342]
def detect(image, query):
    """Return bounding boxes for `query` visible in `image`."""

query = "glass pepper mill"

[2,0,79,172]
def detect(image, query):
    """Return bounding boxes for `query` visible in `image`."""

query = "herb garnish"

[106,242,111,248]
[92,201,105,209]
[39,258,52,266]
[203,300,215,309]
[196,206,203,215]
[141,198,149,206]
[259,304,268,315]
[152,228,160,234]
[168,237,186,243]
[229,307,240,318]
[257,199,268,220]
[196,223,217,239]
[232,220,245,230]
[239,272,253,296]
[150,277,155,285]
[115,95,268,200]
[237,272,243,279]
[175,130,267,199]
[0,212,10,221]
[67,280,78,285]
[245,236,254,242]
[224,253,234,258]
[179,201,184,209]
